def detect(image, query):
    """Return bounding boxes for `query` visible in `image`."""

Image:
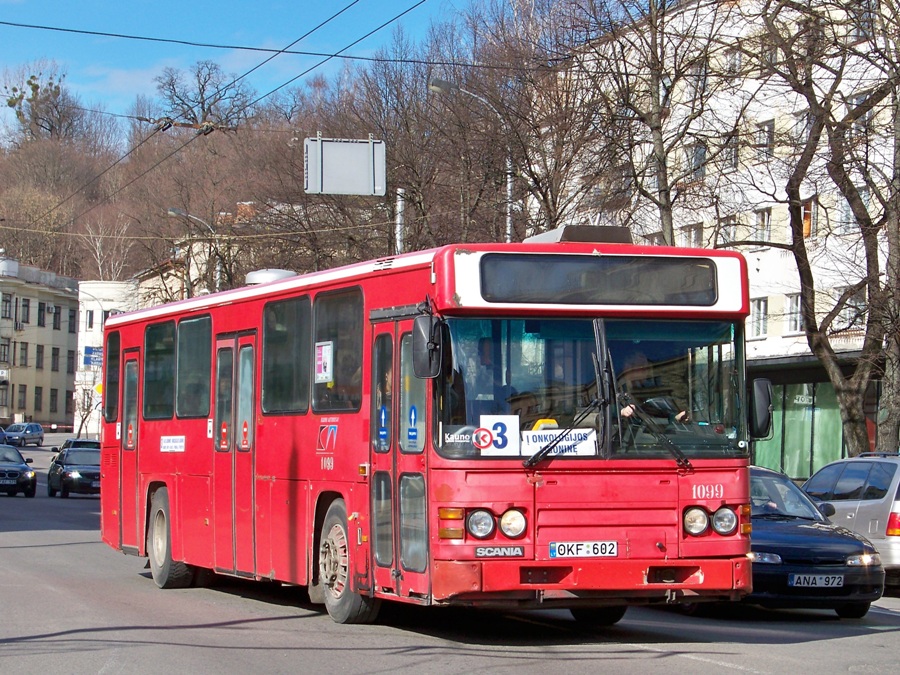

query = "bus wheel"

[570,606,628,626]
[319,499,380,624]
[148,487,194,589]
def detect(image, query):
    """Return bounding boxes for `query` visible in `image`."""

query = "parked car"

[4,422,44,447]
[803,453,900,583]
[0,445,37,497]
[47,447,101,498]
[745,466,884,618]
[0,426,6,445]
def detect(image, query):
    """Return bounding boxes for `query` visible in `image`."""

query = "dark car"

[47,447,101,498]
[51,438,101,453]
[4,422,44,447]
[746,466,884,618]
[0,444,37,497]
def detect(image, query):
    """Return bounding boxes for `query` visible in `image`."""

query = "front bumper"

[63,476,101,495]
[430,556,751,607]
[747,562,884,609]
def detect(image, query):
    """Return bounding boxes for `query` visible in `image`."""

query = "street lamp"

[167,207,222,292]
[428,78,514,243]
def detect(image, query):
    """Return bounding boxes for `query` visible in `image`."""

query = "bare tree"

[155,60,256,127]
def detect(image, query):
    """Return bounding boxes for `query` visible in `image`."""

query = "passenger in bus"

[618,351,690,424]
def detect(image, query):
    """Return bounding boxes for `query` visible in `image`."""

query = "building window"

[802,197,817,237]
[51,347,60,372]
[17,384,26,410]
[718,215,737,246]
[36,344,44,370]
[34,386,42,412]
[19,342,28,368]
[21,299,30,324]
[0,338,9,363]
[836,286,866,330]
[680,223,703,248]
[722,134,739,171]
[689,60,707,100]
[690,142,707,180]
[0,385,8,408]
[86,310,94,330]
[851,0,878,42]
[786,293,803,333]
[725,46,741,75]
[755,208,772,242]
[851,93,874,138]
[759,35,778,74]
[66,389,74,415]
[1,294,10,319]
[58,309,66,331]
[756,120,775,160]
[839,186,869,234]
[645,231,666,246]
[50,388,58,413]
[67,349,76,374]
[751,297,769,337]
[37,302,46,327]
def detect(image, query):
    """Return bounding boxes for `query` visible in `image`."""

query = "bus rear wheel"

[319,499,380,624]
[148,487,194,589]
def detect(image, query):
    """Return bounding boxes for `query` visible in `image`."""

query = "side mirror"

[818,502,836,518]
[412,315,441,379]
[749,378,773,439]
[25,458,33,464]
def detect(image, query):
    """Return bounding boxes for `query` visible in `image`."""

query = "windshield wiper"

[523,398,600,469]
[619,393,693,471]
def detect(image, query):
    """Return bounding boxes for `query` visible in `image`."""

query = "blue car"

[4,423,44,447]
[745,466,884,618]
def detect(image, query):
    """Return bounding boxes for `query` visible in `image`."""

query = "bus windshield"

[435,318,746,461]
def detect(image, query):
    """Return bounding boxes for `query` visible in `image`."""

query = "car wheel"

[47,481,57,497]
[570,606,628,626]
[147,487,194,589]
[24,486,35,498]
[6,490,16,497]
[61,483,70,498]
[835,602,870,619]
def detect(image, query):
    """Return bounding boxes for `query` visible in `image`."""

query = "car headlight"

[499,509,526,538]
[24,471,35,480]
[684,507,709,535]
[847,553,881,567]
[747,551,783,564]
[711,507,738,535]
[466,509,496,539]
[67,470,82,479]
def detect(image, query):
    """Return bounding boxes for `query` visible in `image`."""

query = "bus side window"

[313,289,362,412]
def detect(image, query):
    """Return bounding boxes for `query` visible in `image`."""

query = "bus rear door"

[213,333,257,576]
[119,352,142,554]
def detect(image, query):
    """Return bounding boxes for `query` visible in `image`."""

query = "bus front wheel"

[148,487,194,589]
[319,499,380,624]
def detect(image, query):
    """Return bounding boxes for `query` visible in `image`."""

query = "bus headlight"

[466,510,496,539]
[712,507,738,535]
[499,509,526,538]
[684,507,709,535]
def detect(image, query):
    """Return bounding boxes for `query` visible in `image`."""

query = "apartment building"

[0,257,78,430]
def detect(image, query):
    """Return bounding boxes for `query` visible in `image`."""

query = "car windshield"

[0,447,25,463]
[435,317,746,460]
[6,424,25,433]
[70,441,100,449]
[67,450,101,466]
[751,471,825,520]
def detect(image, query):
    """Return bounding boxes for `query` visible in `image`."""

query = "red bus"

[100,227,772,624]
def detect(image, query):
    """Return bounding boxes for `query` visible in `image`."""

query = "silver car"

[803,453,900,583]
[4,423,44,447]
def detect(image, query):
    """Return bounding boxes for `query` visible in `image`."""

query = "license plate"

[550,541,618,558]
[0,479,15,485]
[788,574,844,587]
[92,481,101,488]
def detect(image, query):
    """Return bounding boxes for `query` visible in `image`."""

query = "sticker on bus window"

[477,415,521,456]
[521,429,596,458]
[315,341,334,384]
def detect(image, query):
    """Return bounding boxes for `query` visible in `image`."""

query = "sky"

[0,0,468,122]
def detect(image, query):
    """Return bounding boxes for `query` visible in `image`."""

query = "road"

[2,434,900,674]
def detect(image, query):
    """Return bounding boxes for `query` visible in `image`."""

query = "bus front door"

[370,322,430,602]
[213,334,257,576]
